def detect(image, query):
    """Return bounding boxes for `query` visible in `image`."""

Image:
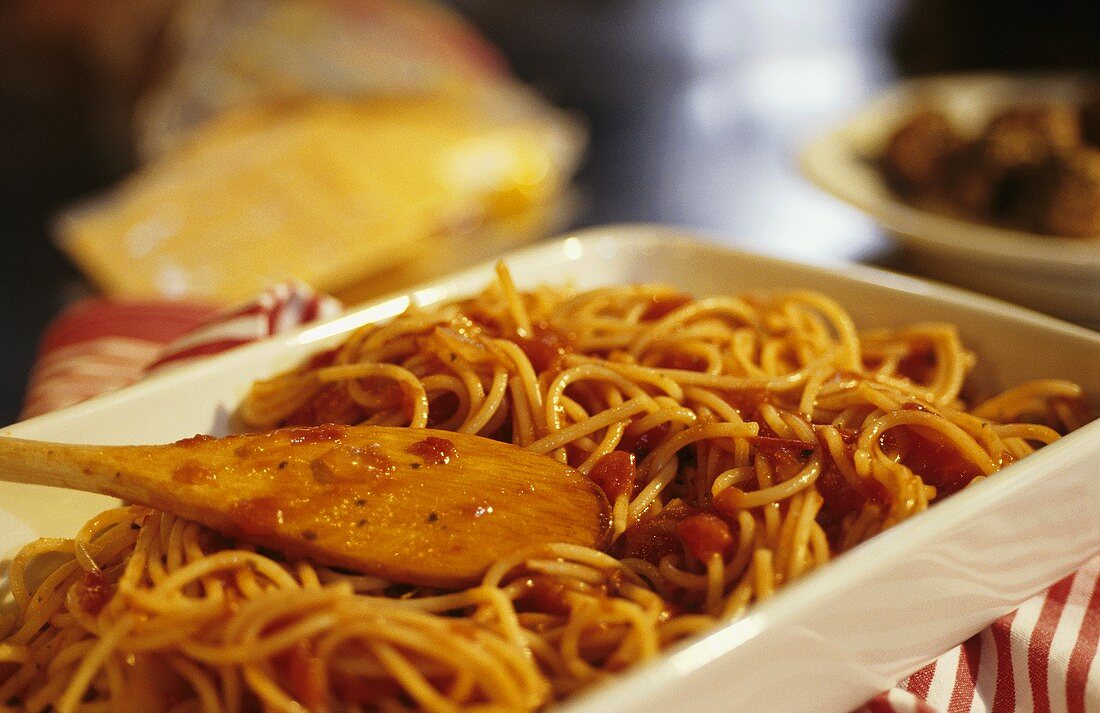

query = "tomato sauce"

[617,518,679,565]
[864,342,938,385]
[459,307,504,338]
[405,436,457,466]
[641,294,692,321]
[516,320,573,372]
[332,675,407,707]
[895,340,937,384]
[677,513,733,561]
[514,575,571,615]
[881,426,982,498]
[283,383,365,427]
[362,376,407,410]
[304,347,340,371]
[171,459,215,485]
[616,501,691,564]
[275,642,327,711]
[426,391,460,428]
[725,387,768,417]
[751,435,815,482]
[814,464,890,541]
[619,422,670,459]
[75,570,114,615]
[588,451,636,500]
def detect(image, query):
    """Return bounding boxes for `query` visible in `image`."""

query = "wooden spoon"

[0,425,611,587]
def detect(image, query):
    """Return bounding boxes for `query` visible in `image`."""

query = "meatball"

[881,109,963,196]
[1080,96,1100,147]
[1037,148,1100,237]
[982,103,1080,169]
[941,141,1001,216]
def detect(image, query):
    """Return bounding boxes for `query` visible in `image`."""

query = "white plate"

[3,225,1100,713]
[799,73,1100,327]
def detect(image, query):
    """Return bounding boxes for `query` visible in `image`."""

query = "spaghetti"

[1,266,1091,712]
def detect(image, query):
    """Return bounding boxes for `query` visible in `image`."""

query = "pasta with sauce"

[0,265,1091,712]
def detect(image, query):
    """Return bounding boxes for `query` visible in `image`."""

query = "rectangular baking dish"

[3,224,1099,712]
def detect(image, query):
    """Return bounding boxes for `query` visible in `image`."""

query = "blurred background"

[2,0,1099,424]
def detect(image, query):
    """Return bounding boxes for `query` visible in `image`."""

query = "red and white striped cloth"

[863,553,1100,713]
[18,283,1100,712]
[21,281,341,418]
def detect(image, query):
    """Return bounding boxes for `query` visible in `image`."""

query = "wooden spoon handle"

[0,439,141,496]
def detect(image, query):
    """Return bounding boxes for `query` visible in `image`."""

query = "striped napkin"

[865,556,1100,712]
[19,284,1100,712]
[21,281,341,418]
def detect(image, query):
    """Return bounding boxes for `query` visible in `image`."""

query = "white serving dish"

[799,73,1100,329]
[3,225,1100,713]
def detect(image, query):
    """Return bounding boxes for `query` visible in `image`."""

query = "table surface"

[2,0,1098,424]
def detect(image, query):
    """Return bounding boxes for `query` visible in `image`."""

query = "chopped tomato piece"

[677,513,733,562]
[588,451,636,500]
[815,465,889,527]
[516,321,573,372]
[617,502,690,564]
[881,426,982,498]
